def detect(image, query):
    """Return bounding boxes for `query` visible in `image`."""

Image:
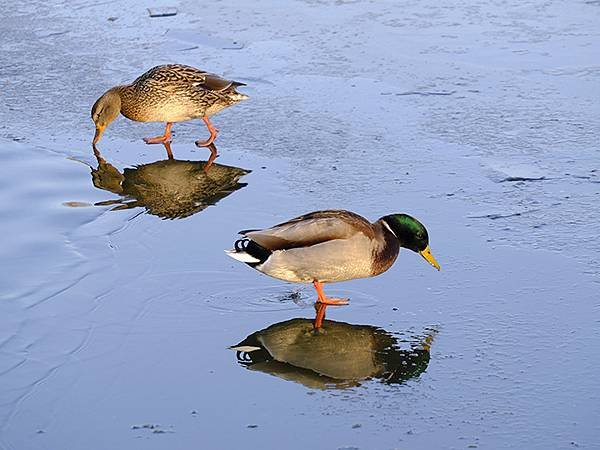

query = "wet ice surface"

[1,0,599,449]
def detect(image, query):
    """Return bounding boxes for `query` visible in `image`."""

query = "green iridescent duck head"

[381,213,440,270]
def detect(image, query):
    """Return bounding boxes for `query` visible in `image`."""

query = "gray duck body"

[241,210,400,283]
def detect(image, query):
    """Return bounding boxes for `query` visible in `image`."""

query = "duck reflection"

[231,314,436,389]
[91,144,250,219]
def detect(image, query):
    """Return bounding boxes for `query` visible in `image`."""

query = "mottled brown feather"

[113,64,247,122]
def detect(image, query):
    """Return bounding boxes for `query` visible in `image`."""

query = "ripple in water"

[204,282,380,313]
[139,272,381,313]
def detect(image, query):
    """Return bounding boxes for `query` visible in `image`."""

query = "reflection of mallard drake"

[91,64,248,161]
[231,318,436,389]
[91,150,250,219]
[226,210,440,327]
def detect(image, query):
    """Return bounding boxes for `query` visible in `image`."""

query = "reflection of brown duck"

[91,147,250,219]
[231,316,436,389]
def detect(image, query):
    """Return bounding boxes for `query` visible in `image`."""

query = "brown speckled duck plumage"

[91,64,248,161]
[116,64,248,123]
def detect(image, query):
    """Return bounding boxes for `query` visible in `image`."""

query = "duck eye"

[93,108,104,122]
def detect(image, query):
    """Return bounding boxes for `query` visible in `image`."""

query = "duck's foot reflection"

[163,142,174,159]
[204,143,219,172]
[314,303,346,329]
[312,280,350,329]
[90,144,249,218]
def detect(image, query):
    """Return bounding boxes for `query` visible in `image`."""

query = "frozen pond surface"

[1,1,599,449]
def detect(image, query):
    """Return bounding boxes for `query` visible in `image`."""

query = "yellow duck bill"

[419,245,440,271]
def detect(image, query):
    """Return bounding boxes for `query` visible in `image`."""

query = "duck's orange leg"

[163,142,174,159]
[204,143,219,172]
[313,280,349,305]
[314,302,328,329]
[144,122,173,144]
[195,117,219,147]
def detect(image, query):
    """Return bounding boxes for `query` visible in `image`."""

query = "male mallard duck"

[225,210,440,326]
[91,64,248,157]
[231,318,436,388]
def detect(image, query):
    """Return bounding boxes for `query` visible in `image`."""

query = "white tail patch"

[224,249,261,263]
[229,345,262,352]
[231,92,249,102]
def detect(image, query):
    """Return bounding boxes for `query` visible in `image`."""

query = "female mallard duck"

[91,64,248,154]
[226,210,440,324]
[91,146,250,219]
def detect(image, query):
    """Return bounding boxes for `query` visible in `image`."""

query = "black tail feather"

[234,238,272,265]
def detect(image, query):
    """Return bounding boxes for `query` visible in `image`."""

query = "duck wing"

[241,210,375,251]
[201,73,245,91]
[133,64,241,93]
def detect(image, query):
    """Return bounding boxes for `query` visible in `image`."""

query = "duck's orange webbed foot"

[312,280,350,306]
[143,122,173,145]
[195,116,219,147]
[319,297,349,305]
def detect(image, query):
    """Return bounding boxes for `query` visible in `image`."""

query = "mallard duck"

[91,146,250,219]
[91,64,248,156]
[225,210,440,325]
[231,318,436,388]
